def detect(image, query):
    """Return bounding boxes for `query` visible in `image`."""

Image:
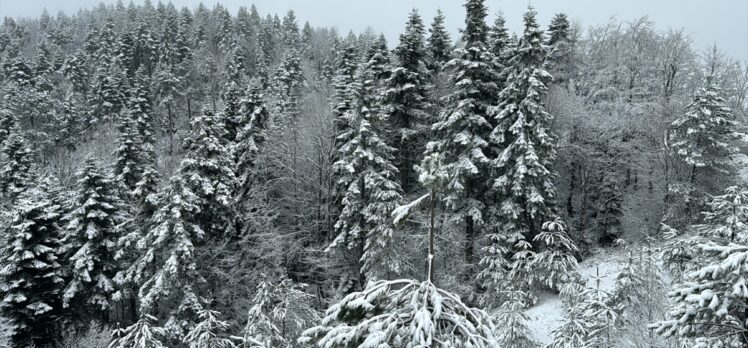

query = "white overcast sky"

[0,0,746,61]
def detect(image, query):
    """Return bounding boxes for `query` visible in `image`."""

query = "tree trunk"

[428,187,436,284]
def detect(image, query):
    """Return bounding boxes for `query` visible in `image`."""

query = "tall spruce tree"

[234,81,270,202]
[669,80,739,188]
[546,13,573,85]
[0,185,64,347]
[0,131,35,201]
[428,0,499,271]
[119,111,236,332]
[489,12,510,80]
[61,157,127,319]
[332,33,360,152]
[427,9,452,70]
[488,7,572,289]
[330,63,404,284]
[384,10,431,193]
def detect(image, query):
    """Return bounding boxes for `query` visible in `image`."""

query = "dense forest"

[0,0,747,347]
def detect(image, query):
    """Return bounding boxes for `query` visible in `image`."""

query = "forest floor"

[525,249,626,345]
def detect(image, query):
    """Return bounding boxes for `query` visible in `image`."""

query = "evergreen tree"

[495,288,537,348]
[0,109,16,146]
[429,0,499,271]
[669,80,739,188]
[549,277,590,348]
[489,7,570,288]
[273,49,303,131]
[61,157,127,317]
[330,64,404,283]
[183,306,238,348]
[530,218,578,290]
[0,131,35,201]
[384,10,431,193]
[173,109,237,237]
[219,81,244,144]
[489,12,510,78]
[282,10,301,51]
[114,115,144,195]
[0,185,64,347]
[546,13,573,84]
[654,186,748,346]
[242,275,318,347]
[427,9,452,70]
[234,81,270,202]
[225,39,249,84]
[364,34,392,84]
[116,68,159,208]
[580,267,620,347]
[331,33,360,151]
[109,314,168,348]
[119,111,236,332]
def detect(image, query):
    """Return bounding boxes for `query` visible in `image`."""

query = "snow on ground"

[525,250,625,346]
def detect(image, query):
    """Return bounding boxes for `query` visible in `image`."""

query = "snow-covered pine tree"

[364,34,391,85]
[109,314,168,348]
[330,62,405,283]
[300,153,498,347]
[114,114,144,195]
[669,80,739,190]
[580,267,620,347]
[118,111,237,334]
[477,225,510,306]
[282,10,301,52]
[183,305,239,348]
[61,156,127,320]
[115,67,159,209]
[495,288,537,348]
[177,110,238,236]
[428,0,499,276]
[548,276,589,348]
[489,7,572,289]
[0,130,35,201]
[273,48,303,131]
[609,247,668,347]
[384,10,431,193]
[92,54,126,125]
[243,275,318,347]
[55,92,84,151]
[234,81,270,202]
[153,59,183,154]
[530,218,578,289]
[0,109,17,146]
[0,185,64,347]
[225,38,249,84]
[213,5,234,51]
[653,186,748,346]
[331,33,359,150]
[489,12,511,87]
[219,81,244,144]
[546,13,573,85]
[427,9,452,71]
